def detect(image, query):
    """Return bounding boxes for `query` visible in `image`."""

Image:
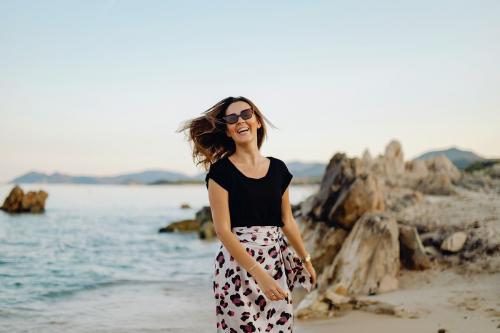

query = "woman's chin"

[234,134,254,143]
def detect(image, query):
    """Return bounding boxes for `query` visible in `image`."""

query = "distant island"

[7,160,326,185]
[6,147,497,185]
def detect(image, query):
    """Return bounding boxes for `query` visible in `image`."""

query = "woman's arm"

[281,186,317,287]
[280,186,309,259]
[207,178,267,278]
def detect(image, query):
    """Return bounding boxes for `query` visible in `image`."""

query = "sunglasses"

[222,108,254,124]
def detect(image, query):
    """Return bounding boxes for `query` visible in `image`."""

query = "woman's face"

[224,101,261,145]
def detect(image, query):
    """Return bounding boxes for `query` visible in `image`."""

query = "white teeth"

[237,128,249,134]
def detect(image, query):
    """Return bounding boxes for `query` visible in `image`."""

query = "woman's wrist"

[300,253,311,264]
[248,262,258,272]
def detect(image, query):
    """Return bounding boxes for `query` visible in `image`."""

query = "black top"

[205,155,293,229]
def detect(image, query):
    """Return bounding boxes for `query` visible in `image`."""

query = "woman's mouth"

[237,127,249,135]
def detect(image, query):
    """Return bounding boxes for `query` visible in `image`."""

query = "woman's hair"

[177,96,277,171]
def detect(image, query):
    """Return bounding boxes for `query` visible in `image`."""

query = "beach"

[296,265,500,333]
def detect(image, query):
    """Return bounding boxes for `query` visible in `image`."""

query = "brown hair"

[177,96,277,171]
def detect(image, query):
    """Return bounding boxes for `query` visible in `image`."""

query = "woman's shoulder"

[268,156,286,168]
[208,155,230,171]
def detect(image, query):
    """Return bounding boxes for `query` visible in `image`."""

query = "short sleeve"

[205,160,232,192]
[280,160,293,194]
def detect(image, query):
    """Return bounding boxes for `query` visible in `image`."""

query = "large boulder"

[302,153,385,229]
[1,185,48,214]
[399,225,432,270]
[415,173,457,195]
[370,140,405,179]
[158,219,200,232]
[297,218,348,275]
[197,206,216,239]
[158,206,217,239]
[366,140,461,195]
[317,212,400,296]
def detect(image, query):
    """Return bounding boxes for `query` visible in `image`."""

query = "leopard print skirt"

[212,225,314,332]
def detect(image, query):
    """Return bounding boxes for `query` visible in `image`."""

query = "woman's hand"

[253,269,288,301]
[304,261,317,288]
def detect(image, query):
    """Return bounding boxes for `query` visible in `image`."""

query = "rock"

[367,142,462,194]
[318,212,400,296]
[425,155,461,182]
[369,140,405,179]
[1,185,48,214]
[384,140,405,175]
[456,172,500,194]
[399,225,432,270]
[405,159,429,178]
[488,163,500,179]
[295,290,331,319]
[424,246,442,259]
[195,206,212,223]
[384,189,423,212]
[308,153,385,229]
[416,174,457,195]
[441,231,468,252]
[199,220,216,239]
[420,230,448,248]
[362,148,372,167]
[298,218,348,274]
[158,205,220,239]
[180,203,191,209]
[299,194,316,218]
[158,219,200,233]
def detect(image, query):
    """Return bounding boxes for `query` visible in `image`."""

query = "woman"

[178,96,317,332]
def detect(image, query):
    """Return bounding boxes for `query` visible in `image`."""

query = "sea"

[0,183,317,332]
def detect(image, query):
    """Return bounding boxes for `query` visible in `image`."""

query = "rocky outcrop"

[158,219,200,232]
[298,153,385,229]
[456,161,500,194]
[196,206,216,239]
[158,206,217,239]
[369,139,406,177]
[399,224,432,270]
[318,212,400,296]
[292,140,499,319]
[365,140,462,195]
[298,218,348,276]
[1,185,48,214]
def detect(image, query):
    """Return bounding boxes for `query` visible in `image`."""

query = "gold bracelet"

[300,253,311,264]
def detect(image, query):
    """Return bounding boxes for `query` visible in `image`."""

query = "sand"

[296,265,500,333]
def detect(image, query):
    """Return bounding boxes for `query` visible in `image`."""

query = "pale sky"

[1,0,499,183]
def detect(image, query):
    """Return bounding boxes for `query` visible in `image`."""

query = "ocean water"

[0,183,317,332]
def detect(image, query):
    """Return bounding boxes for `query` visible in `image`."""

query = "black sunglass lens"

[224,115,237,124]
[224,109,252,124]
[241,109,253,119]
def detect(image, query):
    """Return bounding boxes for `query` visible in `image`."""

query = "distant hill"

[286,160,326,182]
[413,147,486,170]
[9,170,197,185]
[8,160,326,185]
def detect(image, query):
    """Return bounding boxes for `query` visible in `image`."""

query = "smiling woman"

[177,96,317,332]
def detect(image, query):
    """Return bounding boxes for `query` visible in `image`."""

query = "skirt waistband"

[232,226,281,246]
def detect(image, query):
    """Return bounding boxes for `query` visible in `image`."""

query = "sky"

[1,0,499,182]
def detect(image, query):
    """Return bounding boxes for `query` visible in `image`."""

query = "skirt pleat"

[212,226,313,332]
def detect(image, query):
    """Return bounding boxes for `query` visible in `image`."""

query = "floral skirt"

[212,225,313,332]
